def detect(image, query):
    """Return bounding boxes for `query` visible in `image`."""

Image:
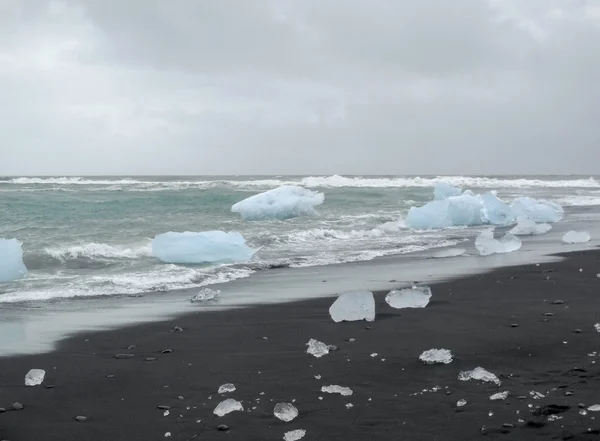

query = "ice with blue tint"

[152,231,256,264]
[231,185,324,220]
[510,197,564,223]
[0,239,28,282]
[434,182,462,200]
[481,192,515,226]
[406,192,485,229]
[475,230,522,256]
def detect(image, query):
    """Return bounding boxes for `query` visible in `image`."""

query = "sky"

[1,0,599,176]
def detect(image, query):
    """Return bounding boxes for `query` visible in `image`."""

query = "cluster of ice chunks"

[231,185,324,221]
[419,349,453,365]
[0,239,28,282]
[458,367,501,386]
[329,291,375,322]
[562,231,591,244]
[475,230,522,256]
[152,231,256,264]
[385,286,431,309]
[509,218,552,236]
[306,339,329,358]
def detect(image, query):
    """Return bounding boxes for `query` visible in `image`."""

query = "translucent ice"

[385,286,431,309]
[419,349,453,365]
[306,339,329,358]
[562,231,591,244]
[273,402,299,422]
[510,197,564,223]
[321,385,353,396]
[475,230,522,256]
[434,182,461,200]
[588,405,600,412]
[329,291,375,323]
[231,186,324,221]
[190,288,220,302]
[433,248,466,258]
[283,429,306,441]
[481,192,516,226]
[218,383,236,394]
[490,391,509,400]
[458,367,501,386]
[213,398,244,416]
[0,239,28,282]
[457,399,467,407]
[406,193,485,229]
[509,218,552,236]
[152,231,256,264]
[24,369,45,386]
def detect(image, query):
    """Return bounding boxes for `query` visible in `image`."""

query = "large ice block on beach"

[231,186,324,220]
[509,218,552,236]
[152,231,256,264]
[475,230,522,256]
[385,286,431,309]
[329,291,375,322]
[562,230,591,244]
[406,193,485,229]
[434,182,461,200]
[510,197,564,223]
[481,192,515,226]
[0,239,28,282]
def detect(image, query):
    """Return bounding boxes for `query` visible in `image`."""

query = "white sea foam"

[44,242,152,261]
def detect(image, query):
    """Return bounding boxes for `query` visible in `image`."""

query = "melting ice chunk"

[321,385,353,396]
[0,238,28,282]
[562,231,591,244]
[232,186,324,221]
[510,197,564,223]
[329,291,375,323]
[24,369,45,386]
[588,405,600,412]
[190,288,220,303]
[433,248,466,258]
[458,367,501,386]
[457,399,467,407]
[509,218,552,236]
[306,339,329,358]
[273,402,299,422]
[218,383,236,394]
[490,391,509,401]
[213,398,244,416]
[434,182,462,200]
[283,429,306,441]
[595,323,600,332]
[385,286,431,309]
[481,192,516,226]
[475,230,522,256]
[419,349,453,365]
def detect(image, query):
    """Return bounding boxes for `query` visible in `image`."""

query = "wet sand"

[1,249,600,440]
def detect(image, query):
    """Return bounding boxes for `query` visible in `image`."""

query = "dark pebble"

[12,403,23,411]
[161,349,172,354]
[574,329,582,334]
[552,300,565,305]
[217,425,229,431]
[157,405,171,410]
[328,345,338,352]
[544,313,555,317]
[510,324,519,328]
[127,345,136,350]
[145,357,157,362]
[75,416,87,422]
[0,408,6,413]
[45,385,55,389]
[172,326,183,332]
[445,391,452,396]
[503,423,515,428]
[114,354,134,359]
[578,403,586,409]
[533,404,570,416]
[526,421,546,428]
[389,279,396,282]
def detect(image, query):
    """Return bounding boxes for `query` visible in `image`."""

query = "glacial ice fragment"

[481,192,516,226]
[562,231,591,244]
[490,391,509,401]
[475,230,522,256]
[329,291,375,323]
[231,186,324,221]
[306,339,329,358]
[24,369,45,386]
[509,218,552,236]
[385,286,431,309]
[0,239,28,282]
[190,288,220,302]
[434,182,462,200]
[419,349,453,365]
[213,398,243,416]
[458,367,501,386]
[273,402,299,422]
[510,197,564,223]
[283,429,306,441]
[218,383,236,394]
[457,399,467,407]
[321,385,353,396]
[152,231,256,264]
[588,405,600,412]
[433,248,466,258]
[406,193,485,229]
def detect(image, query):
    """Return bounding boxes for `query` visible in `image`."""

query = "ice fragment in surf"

[385,286,431,309]
[190,288,220,302]
[283,429,306,441]
[329,291,375,322]
[434,182,462,200]
[273,402,298,422]
[406,193,485,229]
[562,231,591,244]
[152,231,256,264]
[321,385,353,396]
[458,367,501,386]
[0,239,28,282]
[510,197,564,223]
[419,349,453,365]
[475,230,521,256]
[213,398,244,416]
[510,218,552,236]
[231,186,324,221]
[24,369,45,386]
[218,383,236,394]
[490,391,509,401]
[433,248,466,258]
[306,339,329,358]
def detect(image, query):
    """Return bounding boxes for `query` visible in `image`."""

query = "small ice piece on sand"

[595,323,600,332]
[24,369,46,386]
[218,383,236,394]
[273,402,298,422]
[321,385,353,396]
[370,353,378,358]
[345,403,353,409]
[509,218,552,236]
[530,391,545,399]
[475,230,522,256]
[385,286,432,309]
[458,367,501,386]
[562,231,591,244]
[283,429,306,441]
[490,391,509,401]
[190,288,220,302]
[457,399,467,407]
[329,291,375,322]
[306,339,329,358]
[419,349,453,365]
[433,248,466,258]
[588,405,600,411]
[213,398,243,416]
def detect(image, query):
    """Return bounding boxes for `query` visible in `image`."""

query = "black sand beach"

[2,250,600,441]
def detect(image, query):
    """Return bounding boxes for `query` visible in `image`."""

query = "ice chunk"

[213,398,244,416]
[406,192,486,229]
[190,288,220,302]
[385,286,431,309]
[490,391,509,400]
[273,402,299,422]
[419,349,453,365]
[321,385,353,396]
[231,186,324,221]
[152,231,256,264]
[329,291,375,323]
[562,231,591,244]
[588,405,600,412]
[434,182,461,200]
[306,339,329,358]
[475,230,522,256]
[595,323,600,332]
[0,239,28,282]
[433,248,466,258]
[509,218,552,236]
[458,367,501,386]
[481,192,516,226]
[457,399,467,407]
[283,429,306,441]
[218,383,236,394]
[510,197,564,223]
[24,369,45,386]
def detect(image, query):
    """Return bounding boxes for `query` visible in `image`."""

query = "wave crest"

[44,242,152,262]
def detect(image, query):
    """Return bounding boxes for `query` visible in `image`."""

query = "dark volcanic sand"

[2,250,600,441]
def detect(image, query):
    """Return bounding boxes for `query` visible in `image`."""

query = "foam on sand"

[231,185,324,220]
[0,239,28,282]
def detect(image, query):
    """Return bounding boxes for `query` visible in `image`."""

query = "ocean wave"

[556,195,600,207]
[43,242,152,262]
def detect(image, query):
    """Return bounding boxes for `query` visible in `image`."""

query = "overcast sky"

[1,0,599,176]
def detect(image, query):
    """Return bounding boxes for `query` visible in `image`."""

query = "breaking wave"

[44,242,152,262]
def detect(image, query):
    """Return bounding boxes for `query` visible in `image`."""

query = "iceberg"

[329,291,375,323]
[0,239,28,282]
[509,218,552,236]
[510,197,564,223]
[213,398,244,417]
[434,182,461,200]
[475,230,522,256]
[152,231,256,264]
[419,349,453,365]
[562,231,591,244]
[385,286,431,309]
[274,402,299,422]
[231,186,324,221]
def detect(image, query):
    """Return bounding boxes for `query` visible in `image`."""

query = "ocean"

[1,175,600,304]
